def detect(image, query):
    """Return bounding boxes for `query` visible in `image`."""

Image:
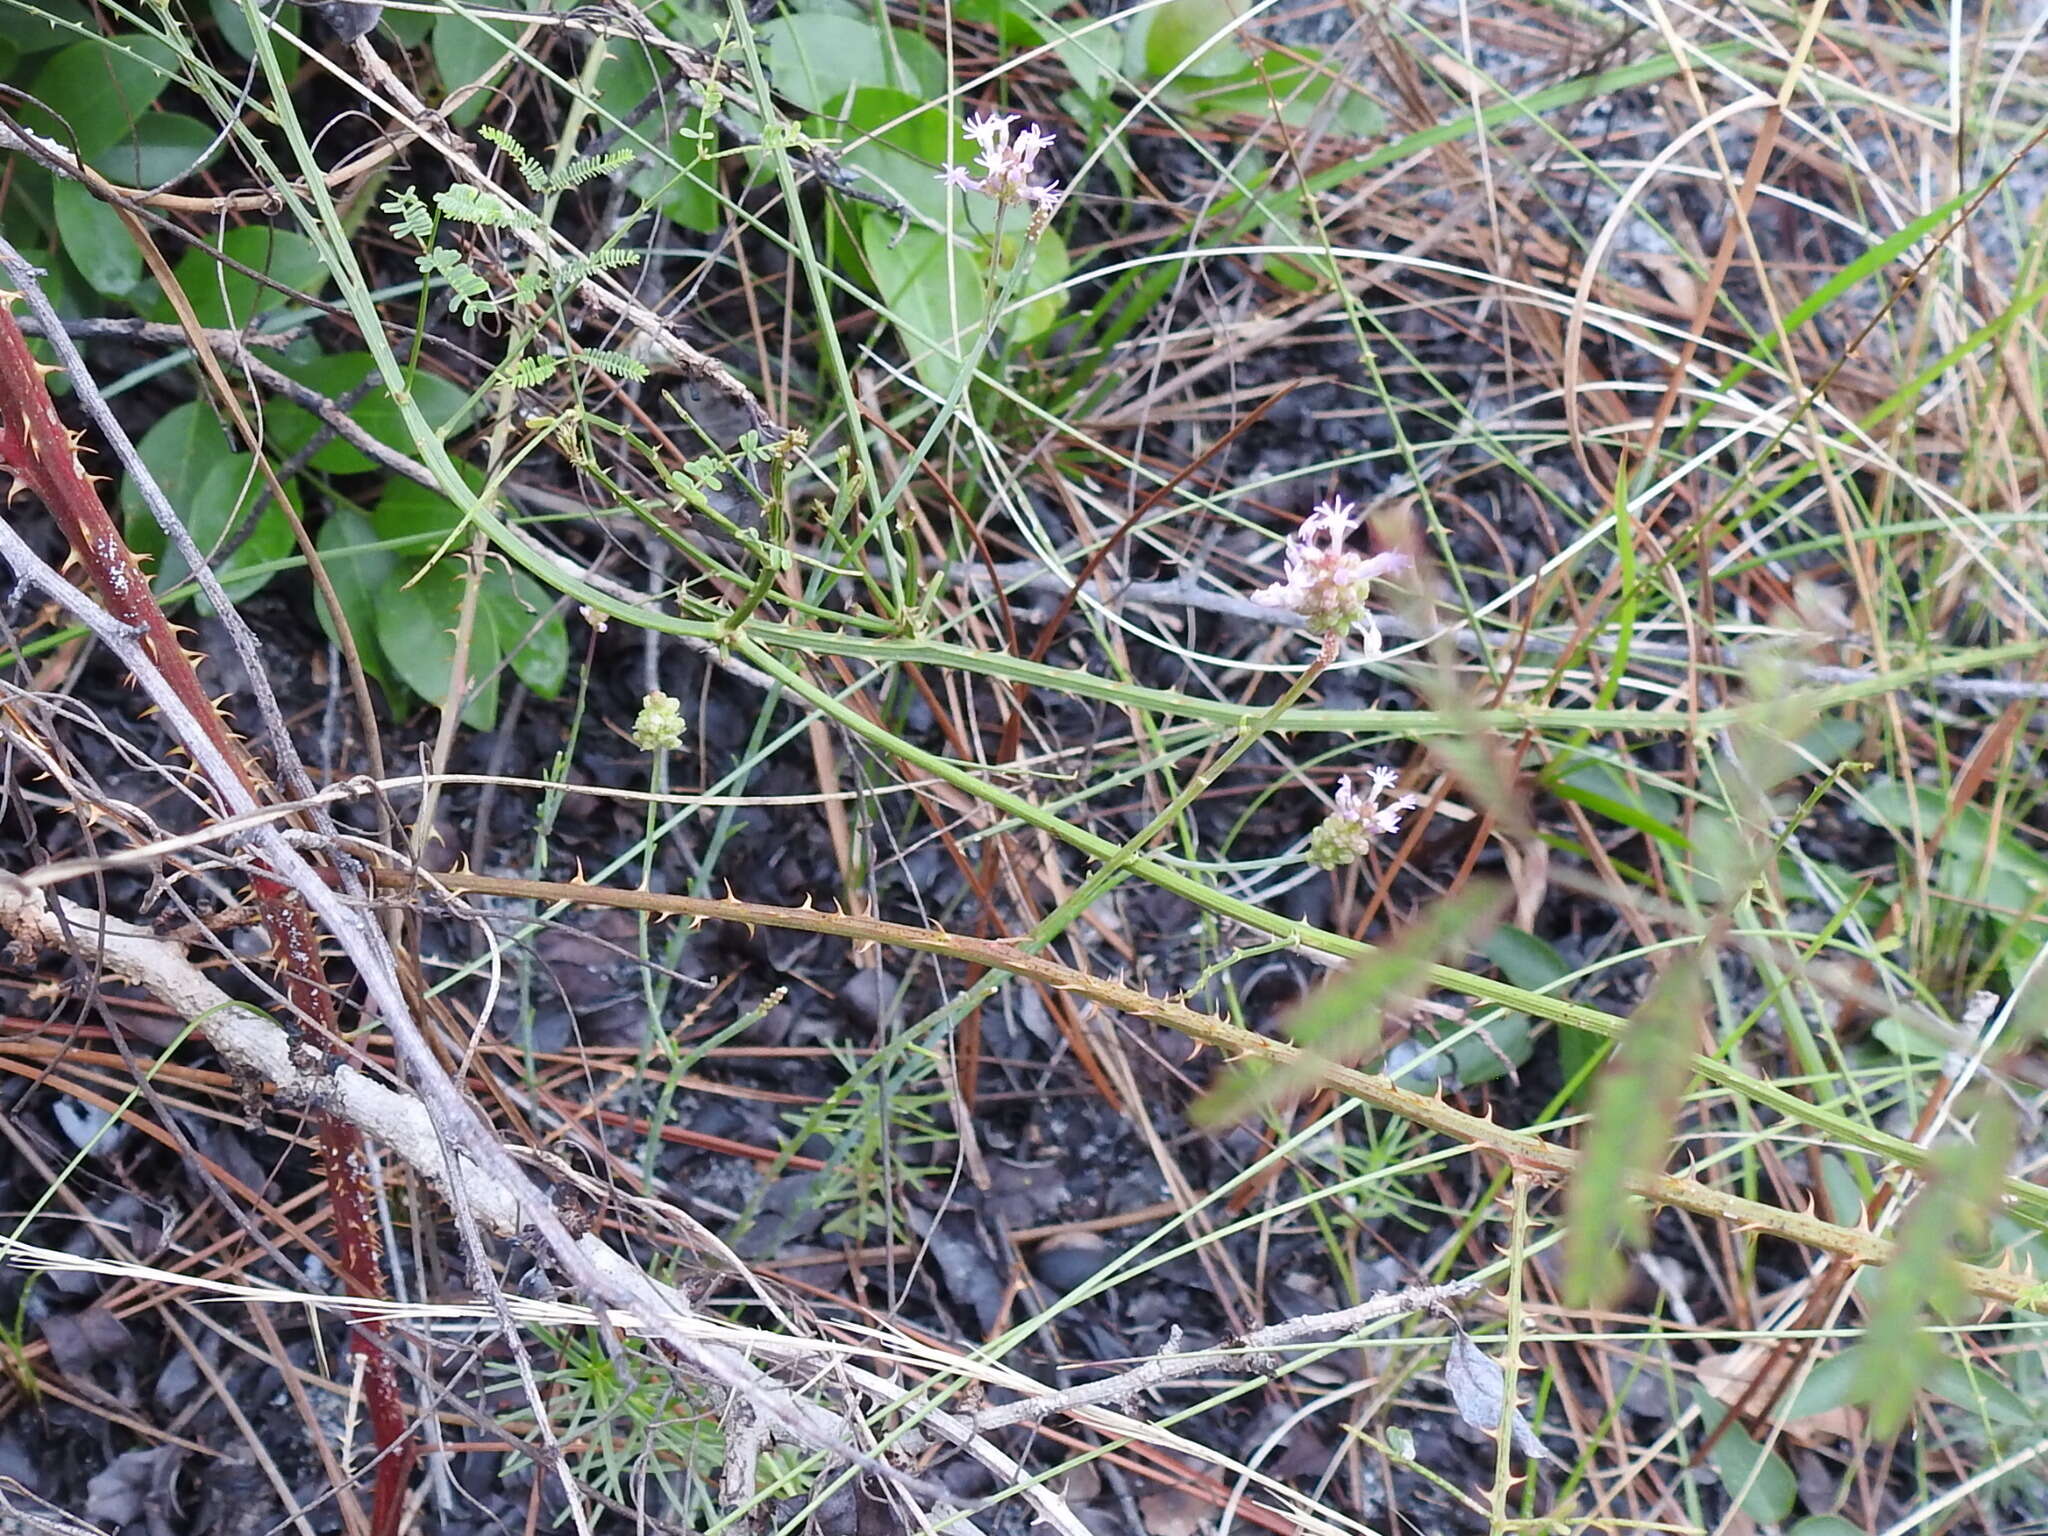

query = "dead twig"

[962,1280,1480,1433]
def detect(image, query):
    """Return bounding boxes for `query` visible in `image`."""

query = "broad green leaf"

[368,474,561,717]
[834,86,968,229]
[642,131,720,234]
[432,0,534,125]
[378,562,501,728]
[1563,959,1701,1305]
[997,226,1070,342]
[756,15,944,113]
[121,401,231,533]
[1131,0,1248,81]
[1195,884,1505,1124]
[593,47,720,232]
[646,0,719,45]
[123,403,296,612]
[312,506,398,691]
[1485,925,1587,1089]
[1485,926,1591,1091]
[1694,1395,1796,1525]
[209,0,301,58]
[1790,1520,1866,1536]
[8,0,93,55]
[25,34,176,167]
[267,352,474,473]
[487,571,568,698]
[1052,22,1116,99]
[52,179,140,298]
[372,477,500,728]
[1869,1015,1948,1061]
[1396,1010,1532,1091]
[1783,1349,1866,1421]
[942,0,1112,95]
[950,0,1042,47]
[382,5,435,45]
[372,472,464,549]
[589,42,660,130]
[1817,1154,1871,1227]
[862,219,986,396]
[183,455,297,610]
[97,113,224,189]
[1925,1353,2034,1430]
[154,225,330,330]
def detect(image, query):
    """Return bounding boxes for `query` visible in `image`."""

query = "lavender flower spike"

[1309,768,1420,869]
[939,109,1066,227]
[1251,495,1409,654]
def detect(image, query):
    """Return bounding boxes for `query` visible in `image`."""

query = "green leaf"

[372,477,500,728]
[1051,21,1116,99]
[209,0,301,58]
[1397,1011,1532,1090]
[1484,925,1597,1091]
[1925,1352,2035,1430]
[950,0,1043,48]
[25,33,176,167]
[98,112,225,188]
[1132,0,1247,80]
[370,472,463,548]
[381,4,435,46]
[862,219,987,396]
[432,0,534,125]
[997,226,1070,342]
[1790,1520,1867,1536]
[186,456,296,610]
[1694,1394,1796,1525]
[312,506,398,691]
[589,48,720,233]
[834,86,968,229]
[267,352,474,472]
[52,179,140,298]
[756,15,945,113]
[487,571,568,698]
[121,401,230,532]
[8,0,94,55]
[154,225,330,330]
[1783,1348,1866,1422]
[122,403,295,612]
[378,564,501,728]
[1563,959,1702,1305]
[1869,1015,1948,1061]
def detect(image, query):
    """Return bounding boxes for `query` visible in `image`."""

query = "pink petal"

[1356,550,1411,581]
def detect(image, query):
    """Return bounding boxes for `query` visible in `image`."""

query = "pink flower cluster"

[1309,767,1420,869]
[940,111,1065,225]
[1250,489,1419,868]
[1250,495,1409,656]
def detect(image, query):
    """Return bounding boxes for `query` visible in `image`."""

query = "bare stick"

[963,1281,1481,1433]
